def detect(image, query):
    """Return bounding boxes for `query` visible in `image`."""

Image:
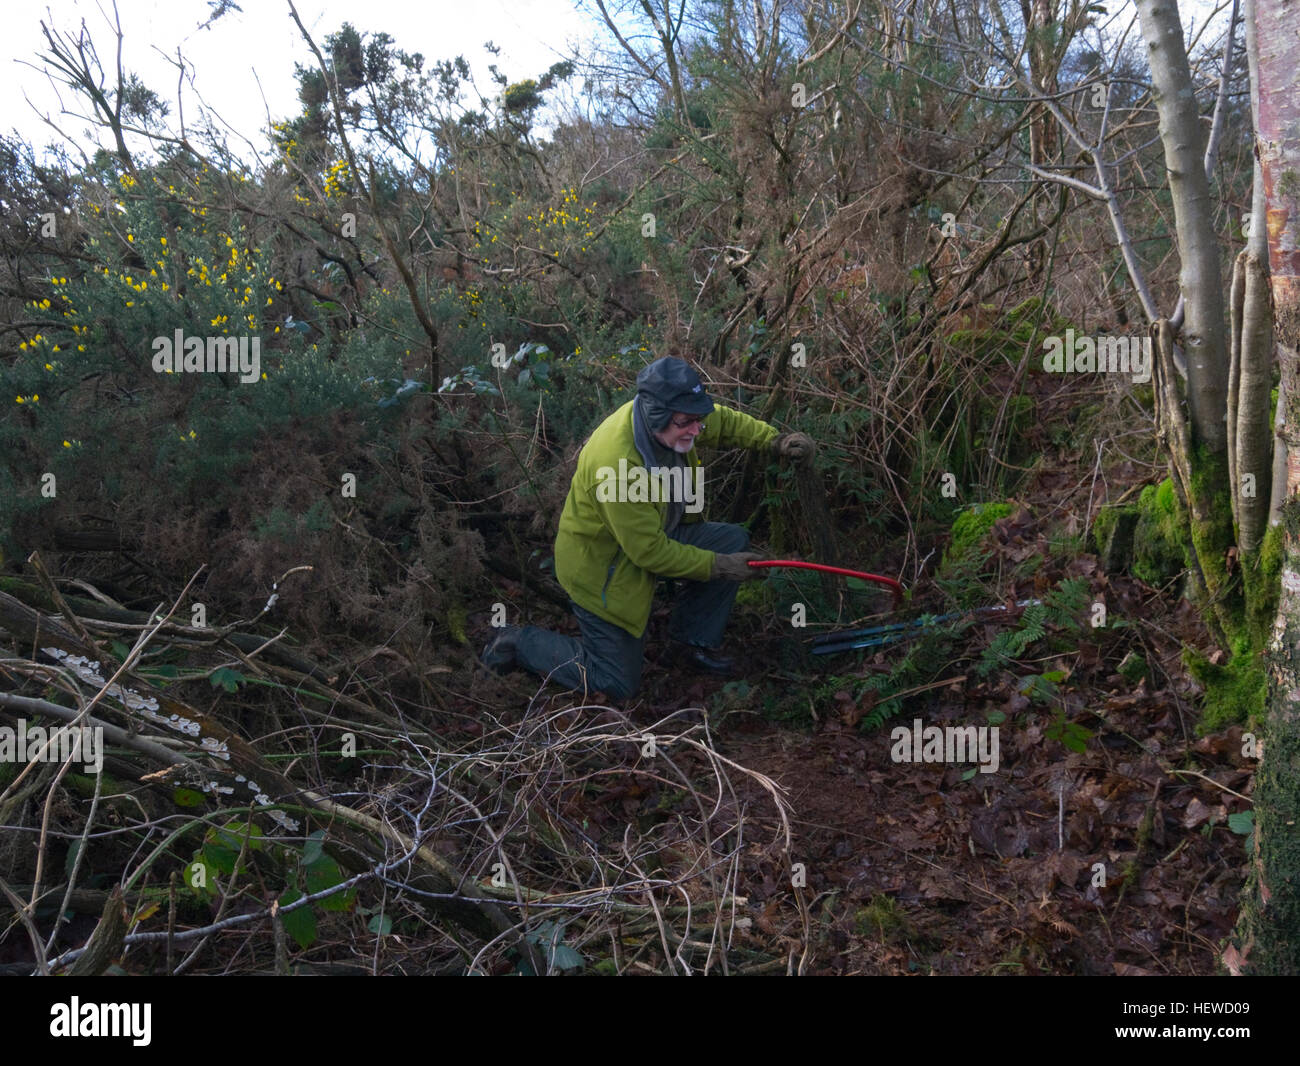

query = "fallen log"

[0,577,335,682]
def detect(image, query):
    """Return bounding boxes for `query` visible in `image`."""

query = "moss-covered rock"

[1091,504,1138,573]
[942,502,1015,572]
[1132,478,1187,586]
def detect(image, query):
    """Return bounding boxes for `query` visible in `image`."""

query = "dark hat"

[635,357,715,417]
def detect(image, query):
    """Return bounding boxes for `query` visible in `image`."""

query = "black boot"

[674,641,736,677]
[482,626,522,672]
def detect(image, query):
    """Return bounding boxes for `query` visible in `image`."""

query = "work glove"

[711,551,768,582]
[772,431,816,463]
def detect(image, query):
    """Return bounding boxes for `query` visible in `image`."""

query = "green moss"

[1091,503,1139,571]
[1091,506,1119,553]
[854,893,909,941]
[1007,296,1043,322]
[446,604,469,645]
[1005,393,1035,424]
[938,503,1017,609]
[1243,522,1284,649]
[1131,479,1187,585]
[945,502,1015,565]
[1155,477,1176,513]
[1168,444,1285,739]
[1184,638,1267,732]
[1117,651,1149,683]
[941,306,1041,365]
[1048,529,1086,559]
[1235,666,1300,972]
[1186,447,1241,629]
[1115,859,1141,904]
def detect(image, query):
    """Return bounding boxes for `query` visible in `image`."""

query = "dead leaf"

[1182,797,1211,829]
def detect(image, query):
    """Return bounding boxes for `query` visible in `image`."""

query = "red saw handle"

[747,559,905,608]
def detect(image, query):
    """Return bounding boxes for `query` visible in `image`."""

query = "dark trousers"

[513,521,749,700]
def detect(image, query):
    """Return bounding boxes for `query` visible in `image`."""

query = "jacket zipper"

[600,548,621,606]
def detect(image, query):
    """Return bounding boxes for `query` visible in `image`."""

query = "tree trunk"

[1235,0,1300,975]
[1229,247,1275,554]
[1135,0,1230,449]
[1231,0,1277,562]
[1135,0,1240,643]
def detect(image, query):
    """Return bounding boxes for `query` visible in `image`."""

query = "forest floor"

[485,551,1248,976]
[473,373,1250,976]
[715,572,1245,975]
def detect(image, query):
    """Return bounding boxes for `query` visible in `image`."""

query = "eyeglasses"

[670,415,706,429]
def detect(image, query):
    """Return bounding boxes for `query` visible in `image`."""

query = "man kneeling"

[482,356,813,700]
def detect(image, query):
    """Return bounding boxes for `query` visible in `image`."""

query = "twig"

[1166,767,1252,803]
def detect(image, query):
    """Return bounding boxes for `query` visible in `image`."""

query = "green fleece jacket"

[555,399,778,637]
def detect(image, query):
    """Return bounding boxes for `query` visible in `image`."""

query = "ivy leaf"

[1228,810,1254,836]
[551,944,584,971]
[306,854,353,911]
[209,666,243,693]
[278,889,317,949]
[368,913,393,936]
[201,842,238,875]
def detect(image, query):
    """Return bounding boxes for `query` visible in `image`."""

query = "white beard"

[672,438,695,453]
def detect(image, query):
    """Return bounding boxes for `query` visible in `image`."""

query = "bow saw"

[746,560,1038,656]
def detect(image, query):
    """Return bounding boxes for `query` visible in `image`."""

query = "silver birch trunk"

[1134,0,1230,450]
[1236,0,1300,975]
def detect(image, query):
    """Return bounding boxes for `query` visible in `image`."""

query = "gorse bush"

[0,5,1065,658]
[0,163,491,647]
[0,180,411,552]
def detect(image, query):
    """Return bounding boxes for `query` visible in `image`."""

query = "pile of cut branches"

[0,563,797,975]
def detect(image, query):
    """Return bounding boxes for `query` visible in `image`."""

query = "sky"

[1,0,596,162]
[1,0,1231,167]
